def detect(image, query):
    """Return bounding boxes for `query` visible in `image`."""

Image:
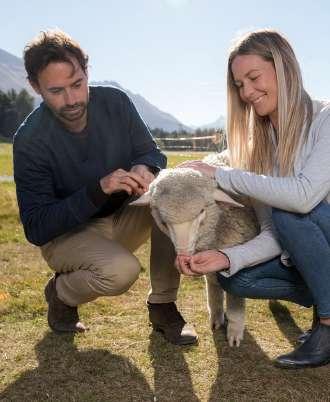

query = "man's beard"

[57,102,87,122]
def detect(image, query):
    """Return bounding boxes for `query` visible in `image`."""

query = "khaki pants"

[41,205,180,306]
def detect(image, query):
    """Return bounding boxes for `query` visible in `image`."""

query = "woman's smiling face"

[231,54,278,128]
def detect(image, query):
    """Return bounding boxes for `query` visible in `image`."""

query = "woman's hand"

[176,160,217,179]
[190,250,230,275]
[175,250,230,276]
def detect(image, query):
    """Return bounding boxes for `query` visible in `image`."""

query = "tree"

[0,89,34,139]
[15,89,34,124]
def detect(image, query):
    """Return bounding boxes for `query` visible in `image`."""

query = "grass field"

[0,143,329,401]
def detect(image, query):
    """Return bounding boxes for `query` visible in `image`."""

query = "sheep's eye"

[200,209,205,214]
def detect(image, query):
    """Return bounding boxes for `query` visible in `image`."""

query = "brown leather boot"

[148,302,198,345]
[44,275,87,333]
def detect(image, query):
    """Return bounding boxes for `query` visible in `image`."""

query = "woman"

[178,29,330,369]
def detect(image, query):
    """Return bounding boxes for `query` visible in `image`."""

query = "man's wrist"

[87,179,109,206]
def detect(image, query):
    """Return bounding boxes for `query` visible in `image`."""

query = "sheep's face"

[146,169,212,254]
[151,199,209,256]
[131,167,243,256]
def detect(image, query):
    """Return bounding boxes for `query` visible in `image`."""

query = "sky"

[1,0,330,126]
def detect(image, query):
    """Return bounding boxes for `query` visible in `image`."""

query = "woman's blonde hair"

[227,29,313,175]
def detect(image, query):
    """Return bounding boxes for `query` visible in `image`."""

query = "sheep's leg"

[205,273,225,330]
[225,293,245,347]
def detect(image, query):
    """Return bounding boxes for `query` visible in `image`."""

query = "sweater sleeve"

[13,138,107,247]
[215,111,330,214]
[125,96,167,171]
[219,200,282,277]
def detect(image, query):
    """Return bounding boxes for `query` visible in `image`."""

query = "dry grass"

[1,146,330,401]
[0,144,13,177]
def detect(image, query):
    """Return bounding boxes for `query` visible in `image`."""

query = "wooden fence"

[154,132,227,152]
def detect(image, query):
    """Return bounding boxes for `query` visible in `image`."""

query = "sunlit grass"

[0,182,24,244]
[0,143,328,401]
[0,143,13,176]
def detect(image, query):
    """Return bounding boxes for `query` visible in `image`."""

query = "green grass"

[1,144,330,401]
[0,143,14,176]
[0,182,24,244]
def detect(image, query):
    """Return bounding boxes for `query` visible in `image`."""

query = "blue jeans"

[217,202,330,318]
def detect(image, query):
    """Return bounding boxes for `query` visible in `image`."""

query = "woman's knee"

[309,201,330,222]
[272,208,295,229]
[217,272,253,297]
[271,208,306,240]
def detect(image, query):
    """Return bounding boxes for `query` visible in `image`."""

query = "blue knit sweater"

[13,86,166,246]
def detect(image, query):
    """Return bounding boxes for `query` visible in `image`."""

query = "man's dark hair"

[24,29,89,85]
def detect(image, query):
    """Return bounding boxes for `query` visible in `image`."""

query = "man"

[14,29,197,345]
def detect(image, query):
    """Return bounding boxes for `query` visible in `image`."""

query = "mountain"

[0,48,35,96]
[0,48,192,132]
[90,80,193,133]
[199,115,226,130]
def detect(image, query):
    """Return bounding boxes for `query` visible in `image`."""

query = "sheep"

[131,152,259,346]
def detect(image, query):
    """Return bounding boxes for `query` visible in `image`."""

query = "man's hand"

[100,168,148,196]
[177,160,216,178]
[130,164,155,190]
[175,255,201,276]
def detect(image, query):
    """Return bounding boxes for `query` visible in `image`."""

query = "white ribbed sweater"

[217,100,330,276]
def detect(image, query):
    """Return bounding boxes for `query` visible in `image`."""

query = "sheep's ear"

[213,189,244,208]
[129,191,151,206]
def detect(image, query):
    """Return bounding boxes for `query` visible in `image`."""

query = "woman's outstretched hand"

[177,160,217,179]
[175,250,230,276]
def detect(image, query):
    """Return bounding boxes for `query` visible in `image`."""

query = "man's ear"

[28,79,41,95]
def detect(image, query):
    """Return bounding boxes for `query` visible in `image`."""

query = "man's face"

[31,58,89,132]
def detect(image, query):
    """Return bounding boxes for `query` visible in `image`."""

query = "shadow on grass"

[148,331,200,402]
[269,300,305,346]
[208,312,330,401]
[0,332,154,402]
[208,328,272,401]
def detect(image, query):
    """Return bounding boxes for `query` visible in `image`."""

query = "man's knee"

[95,254,141,296]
